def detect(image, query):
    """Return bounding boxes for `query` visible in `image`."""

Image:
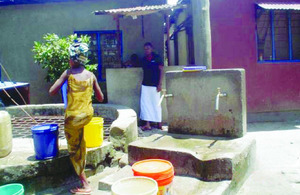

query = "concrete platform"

[0,138,115,185]
[128,133,256,188]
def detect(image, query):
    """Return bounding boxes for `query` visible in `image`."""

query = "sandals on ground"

[141,126,152,131]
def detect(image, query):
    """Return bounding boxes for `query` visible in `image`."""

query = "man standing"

[140,42,163,130]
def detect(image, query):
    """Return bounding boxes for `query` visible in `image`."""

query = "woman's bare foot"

[70,172,91,194]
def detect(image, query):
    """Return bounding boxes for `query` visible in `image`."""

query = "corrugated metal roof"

[94,4,187,17]
[258,3,300,10]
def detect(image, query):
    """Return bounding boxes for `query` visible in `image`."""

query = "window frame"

[255,6,300,63]
[74,30,123,81]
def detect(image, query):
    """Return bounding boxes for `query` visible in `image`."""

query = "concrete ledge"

[110,107,138,152]
[6,103,138,152]
[0,139,114,185]
[6,104,119,120]
[128,133,256,183]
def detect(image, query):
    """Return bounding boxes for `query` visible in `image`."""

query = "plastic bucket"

[132,159,174,195]
[61,80,68,109]
[31,124,59,160]
[0,183,24,195]
[112,176,158,195]
[84,117,104,148]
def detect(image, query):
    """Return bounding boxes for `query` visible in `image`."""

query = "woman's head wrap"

[69,40,89,65]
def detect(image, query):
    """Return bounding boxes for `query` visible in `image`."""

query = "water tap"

[215,87,227,111]
[158,89,173,106]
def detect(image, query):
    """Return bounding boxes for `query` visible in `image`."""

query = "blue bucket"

[0,183,24,195]
[31,124,59,160]
[61,80,68,109]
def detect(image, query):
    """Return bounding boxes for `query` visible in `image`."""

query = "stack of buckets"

[112,159,175,195]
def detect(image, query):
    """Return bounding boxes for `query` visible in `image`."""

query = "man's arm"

[157,65,164,92]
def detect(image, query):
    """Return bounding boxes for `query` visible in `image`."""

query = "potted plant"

[32,33,98,105]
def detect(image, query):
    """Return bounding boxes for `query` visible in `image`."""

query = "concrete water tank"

[0,111,12,158]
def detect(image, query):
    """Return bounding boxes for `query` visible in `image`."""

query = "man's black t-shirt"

[142,53,163,87]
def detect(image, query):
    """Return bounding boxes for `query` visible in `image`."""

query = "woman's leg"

[79,172,90,189]
[65,126,91,193]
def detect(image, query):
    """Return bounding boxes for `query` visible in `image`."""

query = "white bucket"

[111,176,158,195]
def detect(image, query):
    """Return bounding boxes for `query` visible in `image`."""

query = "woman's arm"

[93,74,104,102]
[49,70,68,96]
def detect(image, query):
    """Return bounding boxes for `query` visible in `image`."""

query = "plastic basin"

[112,176,158,195]
[0,183,24,195]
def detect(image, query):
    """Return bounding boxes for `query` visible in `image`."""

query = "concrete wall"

[0,0,165,103]
[166,69,247,138]
[106,66,185,123]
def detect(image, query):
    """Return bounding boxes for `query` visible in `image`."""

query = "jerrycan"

[0,111,12,158]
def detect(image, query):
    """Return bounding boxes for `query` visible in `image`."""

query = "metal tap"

[215,87,227,111]
[158,89,173,106]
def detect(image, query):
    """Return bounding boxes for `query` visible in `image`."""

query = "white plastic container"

[0,111,12,158]
[111,176,158,195]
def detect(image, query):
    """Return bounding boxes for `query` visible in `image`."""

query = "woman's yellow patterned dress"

[64,74,94,175]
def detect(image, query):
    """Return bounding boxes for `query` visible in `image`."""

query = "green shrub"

[32,33,97,82]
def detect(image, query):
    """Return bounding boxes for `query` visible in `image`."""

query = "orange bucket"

[132,159,174,195]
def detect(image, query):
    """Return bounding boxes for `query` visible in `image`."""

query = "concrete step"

[128,133,256,186]
[98,165,133,191]
[98,165,232,195]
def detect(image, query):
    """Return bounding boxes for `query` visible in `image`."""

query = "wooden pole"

[166,14,171,66]
[191,0,212,69]
[116,15,120,31]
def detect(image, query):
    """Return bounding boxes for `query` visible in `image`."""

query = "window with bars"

[256,8,300,62]
[75,31,122,81]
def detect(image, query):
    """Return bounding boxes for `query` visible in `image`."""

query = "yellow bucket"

[84,117,104,148]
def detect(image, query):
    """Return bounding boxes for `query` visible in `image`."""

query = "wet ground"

[11,116,114,139]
